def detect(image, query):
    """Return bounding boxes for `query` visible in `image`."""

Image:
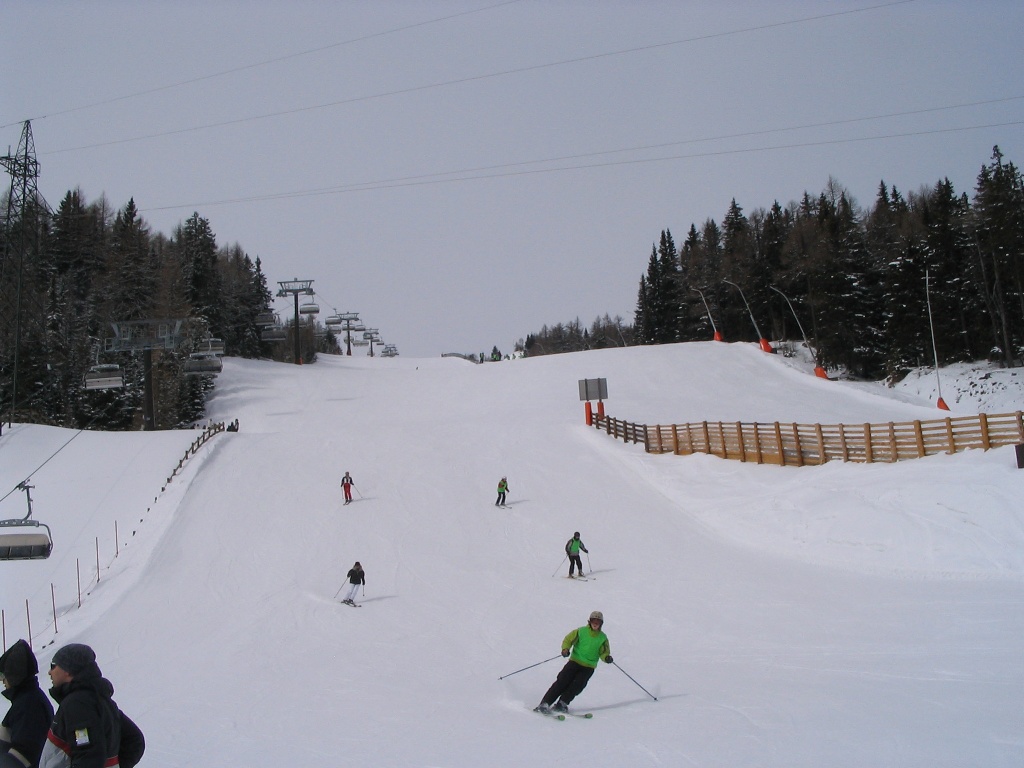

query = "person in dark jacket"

[1,639,54,768]
[340,472,355,504]
[341,561,365,605]
[39,644,120,768]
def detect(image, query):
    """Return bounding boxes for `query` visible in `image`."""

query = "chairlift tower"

[363,328,382,357]
[335,313,361,356]
[277,279,314,364]
[1,120,49,427]
[106,319,186,430]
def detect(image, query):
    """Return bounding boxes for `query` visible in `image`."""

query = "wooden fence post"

[913,420,924,458]
[887,422,897,462]
[791,424,803,466]
[944,417,954,454]
[979,413,991,450]
[814,423,825,465]
[752,423,764,464]
[773,422,785,466]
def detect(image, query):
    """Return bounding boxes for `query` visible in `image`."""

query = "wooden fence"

[592,411,1024,466]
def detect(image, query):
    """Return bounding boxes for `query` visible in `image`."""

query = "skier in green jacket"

[495,477,509,507]
[565,531,589,578]
[535,611,612,714]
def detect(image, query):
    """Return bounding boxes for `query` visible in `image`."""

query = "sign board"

[578,378,608,401]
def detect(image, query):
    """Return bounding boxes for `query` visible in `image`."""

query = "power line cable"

[141,118,1024,212]
[38,0,918,155]
[0,0,526,130]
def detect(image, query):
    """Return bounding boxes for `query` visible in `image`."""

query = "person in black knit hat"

[39,644,121,768]
[1,639,54,768]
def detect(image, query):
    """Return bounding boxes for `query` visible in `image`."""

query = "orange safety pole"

[585,401,593,426]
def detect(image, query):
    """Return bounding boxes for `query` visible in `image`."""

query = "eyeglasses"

[50,663,57,670]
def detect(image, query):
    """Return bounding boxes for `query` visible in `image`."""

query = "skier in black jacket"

[39,644,120,768]
[1,639,54,768]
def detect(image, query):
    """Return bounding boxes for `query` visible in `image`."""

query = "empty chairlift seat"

[184,352,223,376]
[0,524,53,560]
[205,338,226,356]
[261,325,286,342]
[84,364,124,390]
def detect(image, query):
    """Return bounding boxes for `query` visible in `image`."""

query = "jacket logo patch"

[74,727,91,746]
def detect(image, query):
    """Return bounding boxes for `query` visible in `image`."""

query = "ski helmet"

[589,610,604,623]
[573,531,580,538]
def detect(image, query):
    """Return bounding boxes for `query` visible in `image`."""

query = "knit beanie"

[51,643,96,676]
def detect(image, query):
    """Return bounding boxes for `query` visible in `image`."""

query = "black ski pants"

[541,660,595,706]
[568,554,583,576]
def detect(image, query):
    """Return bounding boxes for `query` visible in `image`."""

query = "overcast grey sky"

[4,1,1022,357]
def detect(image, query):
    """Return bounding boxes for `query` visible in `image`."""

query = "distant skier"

[565,532,589,578]
[495,477,509,507]
[535,611,612,714]
[340,472,355,504]
[341,562,365,605]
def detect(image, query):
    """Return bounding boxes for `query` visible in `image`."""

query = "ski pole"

[612,661,658,701]
[551,556,567,578]
[585,551,592,575]
[498,655,562,680]
[355,486,363,499]
[333,583,346,599]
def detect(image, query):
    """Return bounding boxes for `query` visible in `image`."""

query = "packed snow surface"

[2,342,1022,767]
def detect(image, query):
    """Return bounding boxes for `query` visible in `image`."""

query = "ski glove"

[604,656,613,663]
[562,649,570,657]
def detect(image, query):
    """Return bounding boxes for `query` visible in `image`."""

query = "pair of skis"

[533,706,592,721]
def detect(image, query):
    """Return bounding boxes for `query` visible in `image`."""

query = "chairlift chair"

[0,484,53,561]
[205,337,226,356]
[261,325,286,342]
[84,363,124,391]
[184,352,223,376]
[299,302,320,315]
[256,311,277,326]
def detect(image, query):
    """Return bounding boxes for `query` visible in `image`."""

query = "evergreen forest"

[0,191,340,431]
[525,147,1024,382]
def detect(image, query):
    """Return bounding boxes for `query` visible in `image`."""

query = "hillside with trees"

[527,147,1024,382]
[0,188,325,430]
